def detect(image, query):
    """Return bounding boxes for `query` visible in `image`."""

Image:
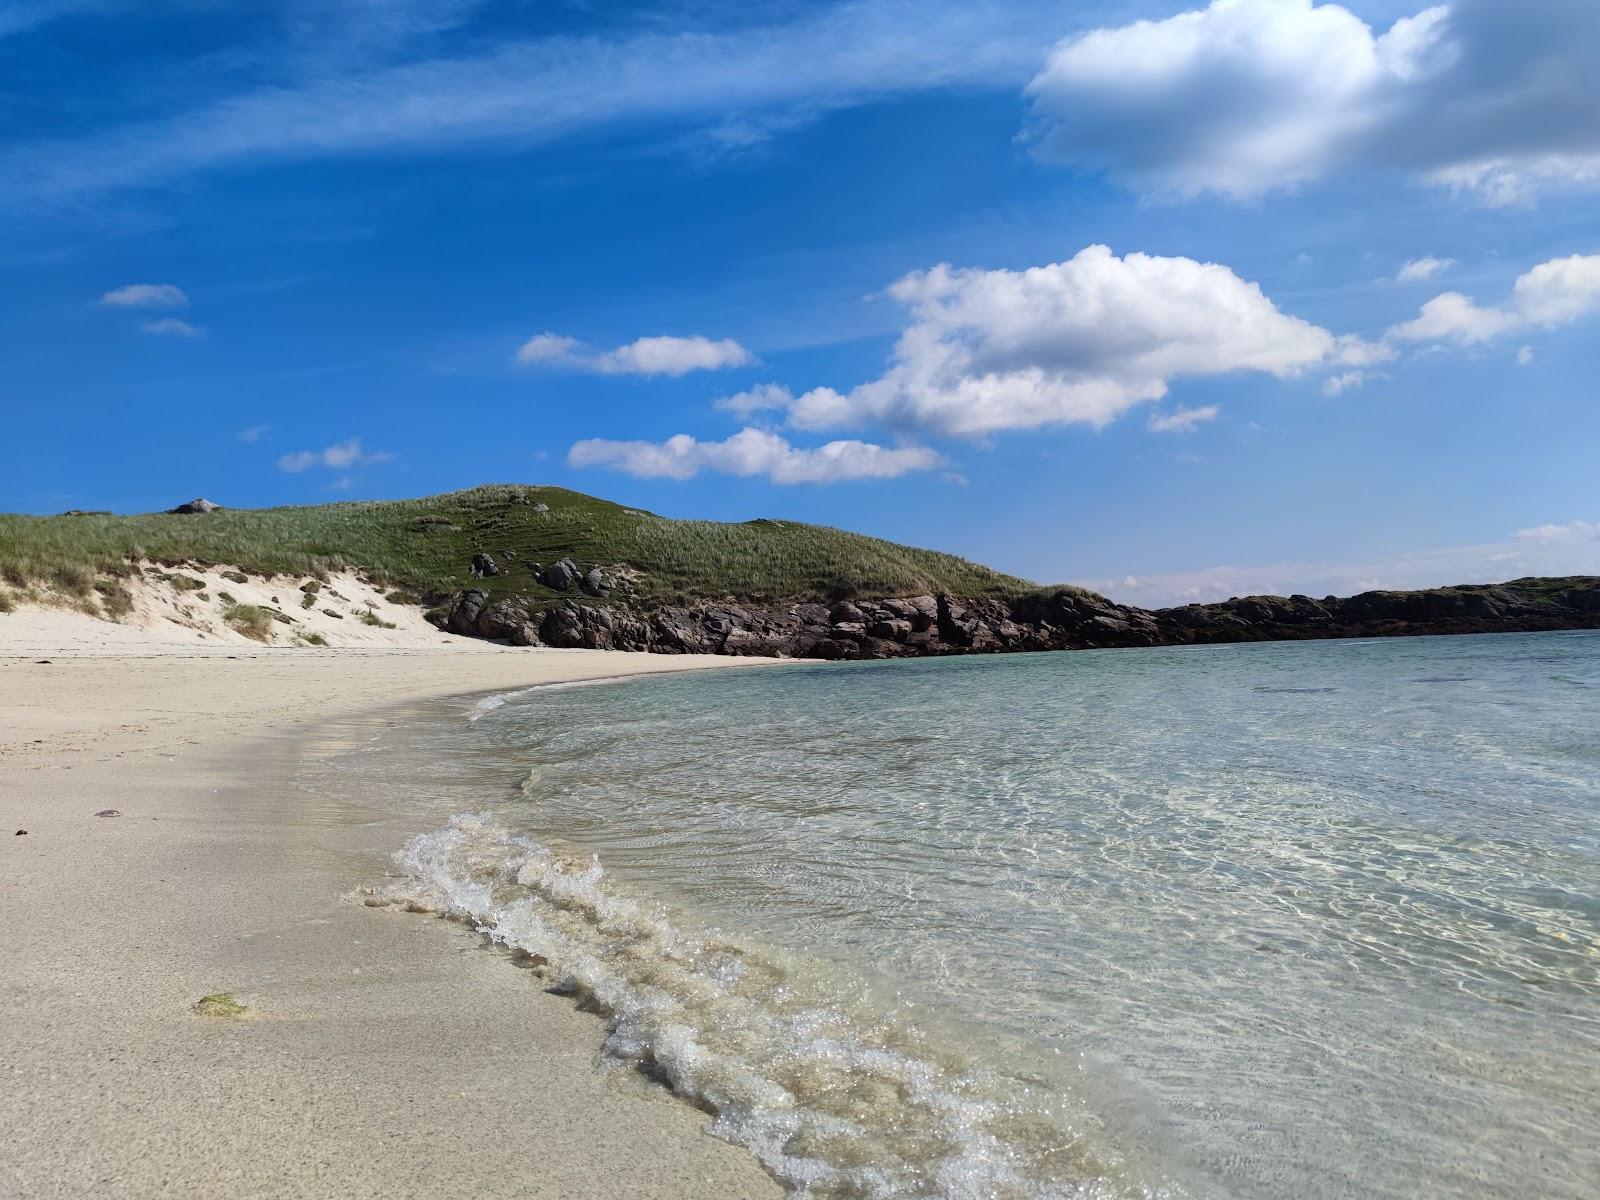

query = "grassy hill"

[0,485,1034,609]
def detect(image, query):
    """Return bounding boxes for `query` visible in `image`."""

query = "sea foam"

[386,813,1147,1200]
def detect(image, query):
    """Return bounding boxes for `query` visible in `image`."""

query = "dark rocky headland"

[432,574,1600,660]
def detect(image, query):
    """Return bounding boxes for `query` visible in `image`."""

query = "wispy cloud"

[1321,371,1369,396]
[1093,520,1600,608]
[1515,518,1599,544]
[1147,404,1220,434]
[568,427,942,485]
[141,317,201,338]
[99,282,187,309]
[1396,257,1455,284]
[236,424,271,443]
[518,333,755,377]
[277,438,393,473]
[8,2,1058,202]
[0,0,103,40]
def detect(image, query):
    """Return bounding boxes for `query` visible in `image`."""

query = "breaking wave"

[383,813,1156,1200]
[468,677,629,721]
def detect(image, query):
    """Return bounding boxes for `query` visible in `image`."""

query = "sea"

[355,631,1600,1199]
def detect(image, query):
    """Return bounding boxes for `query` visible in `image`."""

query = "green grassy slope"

[0,485,1035,607]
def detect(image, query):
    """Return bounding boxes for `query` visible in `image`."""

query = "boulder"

[168,498,221,515]
[439,588,489,636]
[829,600,867,625]
[581,566,608,597]
[541,558,580,591]
[470,553,498,579]
[477,599,539,645]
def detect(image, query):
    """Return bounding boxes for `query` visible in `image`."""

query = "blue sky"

[3,0,1597,604]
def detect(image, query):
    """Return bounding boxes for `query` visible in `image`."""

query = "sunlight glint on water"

[384,632,1600,1199]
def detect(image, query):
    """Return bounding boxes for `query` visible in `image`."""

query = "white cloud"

[1026,0,1600,204]
[1515,519,1598,544]
[141,318,202,338]
[8,2,1057,202]
[518,333,754,377]
[1147,404,1220,433]
[567,427,941,485]
[783,245,1335,438]
[1516,345,1534,366]
[1388,253,1600,345]
[99,283,187,309]
[714,382,795,418]
[1397,257,1454,284]
[277,438,393,473]
[1092,521,1600,607]
[1321,370,1368,396]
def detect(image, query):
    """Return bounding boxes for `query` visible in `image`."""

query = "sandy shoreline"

[0,639,784,1199]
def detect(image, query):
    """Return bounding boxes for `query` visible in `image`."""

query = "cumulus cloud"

[1516,345,1534,366]
[1397,257,1454,284]
[779,245,1334,438]
[99,282,187,309]
[141,317,201,338]
[278,438,393,473]
[1388,253,1600,345]
[567,427,941,485]
[1147,404,1220,433]
[517,333,754,377]
[713,382,795,418]
[1026,0,1600,204]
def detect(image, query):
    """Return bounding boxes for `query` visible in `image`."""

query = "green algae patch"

[193,992,254,1020]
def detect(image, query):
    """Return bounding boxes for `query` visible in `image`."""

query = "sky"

[2,0,1598,605]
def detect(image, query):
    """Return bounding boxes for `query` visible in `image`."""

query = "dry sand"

[0,616,785,1199]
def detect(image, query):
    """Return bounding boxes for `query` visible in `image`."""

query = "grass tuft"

[93,579,135,619]
[193,992,253,1019]
[223,604,276,641]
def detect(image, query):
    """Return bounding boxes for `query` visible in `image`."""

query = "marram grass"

[0,484,1043,607]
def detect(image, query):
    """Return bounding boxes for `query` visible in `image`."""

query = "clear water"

[381,632,1600,1199]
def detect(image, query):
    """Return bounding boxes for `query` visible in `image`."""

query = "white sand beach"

[0,614,783,1199]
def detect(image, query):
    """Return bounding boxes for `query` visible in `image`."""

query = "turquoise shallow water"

[384,631,1600,1198]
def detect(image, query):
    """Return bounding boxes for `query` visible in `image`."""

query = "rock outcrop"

[168,498,221,515]
[427,576,1600,660]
